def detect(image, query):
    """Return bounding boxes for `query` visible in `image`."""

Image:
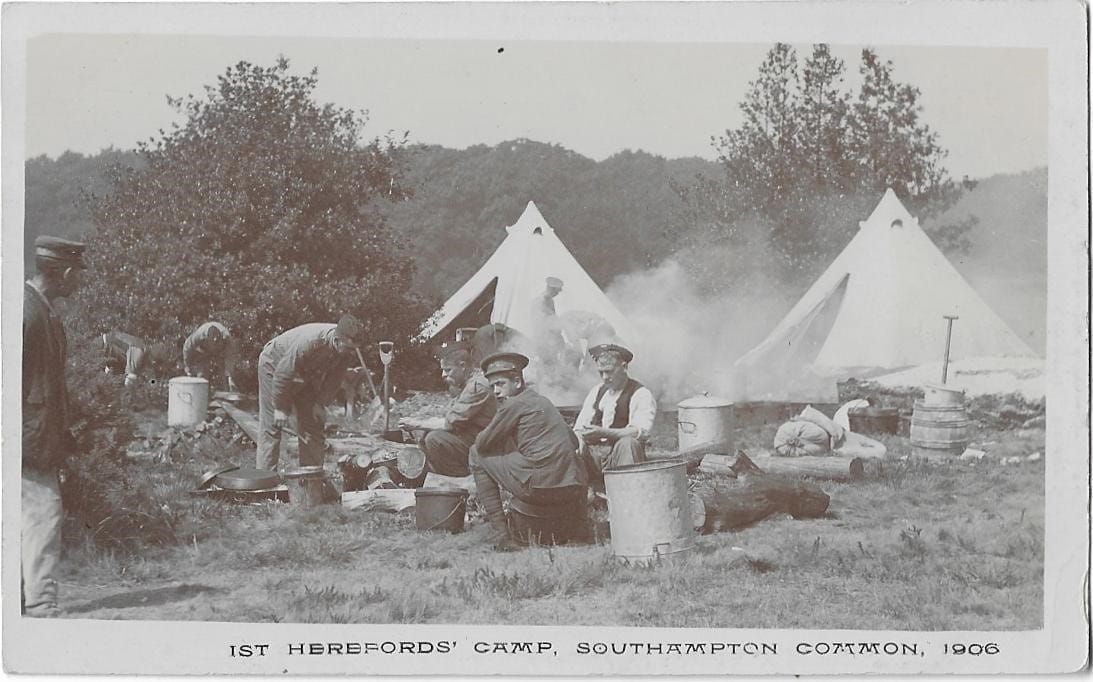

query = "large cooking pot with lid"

[677,393,735,452]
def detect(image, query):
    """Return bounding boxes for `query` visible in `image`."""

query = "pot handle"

[678,420,697,434]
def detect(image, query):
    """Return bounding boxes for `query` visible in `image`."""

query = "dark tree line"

[25,47,987,386]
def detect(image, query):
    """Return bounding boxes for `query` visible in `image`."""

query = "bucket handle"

[423,500,466,532]
[678,421,697,434]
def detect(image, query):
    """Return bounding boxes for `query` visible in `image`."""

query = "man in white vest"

[573,344,657,486]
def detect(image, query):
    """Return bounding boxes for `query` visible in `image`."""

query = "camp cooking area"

[55,195,1046,629]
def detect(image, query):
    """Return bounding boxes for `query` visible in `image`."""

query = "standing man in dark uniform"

[574,344,657,486]
[470,352,587,551]
[256,315,369,470]
[22,236,86,617]
[398,342,496,477]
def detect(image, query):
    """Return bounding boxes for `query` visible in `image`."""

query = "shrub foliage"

[75,58,429,386]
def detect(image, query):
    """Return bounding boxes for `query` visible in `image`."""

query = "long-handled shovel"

[941,315,959,384]
[378,342,395,432]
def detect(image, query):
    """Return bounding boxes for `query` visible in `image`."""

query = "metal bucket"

[168,376,209,427]
[415,488,468,533]
[910,400,971,454]
[603,459,695,561]
[677,393,735,452]
[283,466,335,507]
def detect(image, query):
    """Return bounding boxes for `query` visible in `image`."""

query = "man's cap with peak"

[35,236,86,269]
[335,314,367,347]
[436,341,473,363]
[589,343,633,363]
[481,352,530,377]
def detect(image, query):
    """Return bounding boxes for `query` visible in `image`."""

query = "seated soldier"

[398,342,496,477]
[574,344,657,486]
[470,352,587,552]
[101,331,150,387]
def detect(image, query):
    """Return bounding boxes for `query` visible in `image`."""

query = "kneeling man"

[471,353,587,551]
[574,344,657,481]
[398,342,496,477]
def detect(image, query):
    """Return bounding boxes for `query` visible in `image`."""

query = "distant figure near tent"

[418,201,636,350]
[417,201,638,404]
[734,188,1038,402]
[530,276,566,366]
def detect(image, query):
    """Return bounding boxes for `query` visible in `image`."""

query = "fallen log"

[694,476,830,533]
[341,489,417,512]
[697,454,738,478]
[678,438,735,462]
[750,453,866,481]
[422,472,476,495]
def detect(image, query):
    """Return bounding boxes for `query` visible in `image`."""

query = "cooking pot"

[677,393,735,452]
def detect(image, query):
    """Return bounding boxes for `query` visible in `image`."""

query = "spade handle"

[941,315,959,384]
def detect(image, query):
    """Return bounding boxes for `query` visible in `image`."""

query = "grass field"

[56,402,1045,629]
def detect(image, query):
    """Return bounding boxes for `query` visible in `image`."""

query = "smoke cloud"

[609,243,797,408]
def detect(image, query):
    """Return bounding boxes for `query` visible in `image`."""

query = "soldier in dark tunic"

[470,352,587,551]
[256,315,369,470]
[399,342,496,477]
[22,236,86,617]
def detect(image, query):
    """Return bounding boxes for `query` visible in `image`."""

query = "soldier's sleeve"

[181,329,199,367]
[445,378,493,430]
[473,398,522,456]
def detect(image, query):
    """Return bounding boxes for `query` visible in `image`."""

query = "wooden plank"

[216,401,260,442]
[423,472,476,495]
[341,489,417,512]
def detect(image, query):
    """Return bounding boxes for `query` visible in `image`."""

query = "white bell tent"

[734,188,1037,401]
[420,201,637,346]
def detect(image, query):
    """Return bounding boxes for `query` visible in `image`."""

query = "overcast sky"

[25,34,1047,180]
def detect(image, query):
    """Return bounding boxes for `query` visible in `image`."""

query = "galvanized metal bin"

[604,459,695,561]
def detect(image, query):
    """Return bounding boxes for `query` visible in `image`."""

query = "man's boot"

[485,516,522,553]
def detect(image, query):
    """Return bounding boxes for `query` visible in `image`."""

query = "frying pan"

[213,468,282,491]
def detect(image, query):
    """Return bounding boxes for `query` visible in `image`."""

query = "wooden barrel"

[909,400,971,453]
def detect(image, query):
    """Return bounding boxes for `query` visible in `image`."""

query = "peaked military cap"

[589,343,633,363]
[335,314,367,347]
[545,276,564,289]
[436,340,473,363]
[35,235,87,269]
[481,352,530,377]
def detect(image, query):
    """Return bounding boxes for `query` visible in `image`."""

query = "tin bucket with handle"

[168,376,209,427]
[415,488,468,533]
[603,459,696,561]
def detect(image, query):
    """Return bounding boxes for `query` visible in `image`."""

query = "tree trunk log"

[697,454,738,477]
[750,454,865,481]
[694,476,830,533]
[341,489,417,512]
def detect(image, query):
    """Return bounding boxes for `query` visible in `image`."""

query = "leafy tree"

[688,44,975,287]
[75,58,428,386]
